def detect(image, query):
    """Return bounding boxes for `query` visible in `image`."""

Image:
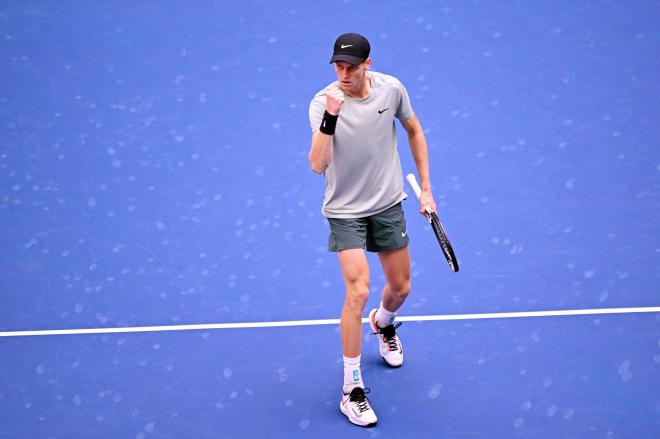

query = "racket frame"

[405,173,459,272]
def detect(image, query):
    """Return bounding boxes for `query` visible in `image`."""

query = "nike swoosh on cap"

[340,44,353,49]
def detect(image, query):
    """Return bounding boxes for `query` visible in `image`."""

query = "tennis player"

[308,33,437,427]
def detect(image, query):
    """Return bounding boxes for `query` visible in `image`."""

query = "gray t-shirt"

[309,71,414,218]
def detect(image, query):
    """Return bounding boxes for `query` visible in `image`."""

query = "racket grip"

[406,173,422,199]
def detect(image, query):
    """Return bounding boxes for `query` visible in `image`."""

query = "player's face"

[334,59,370,94]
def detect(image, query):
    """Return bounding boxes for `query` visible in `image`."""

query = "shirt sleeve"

[308,95,326,133]
[395,82,414,121]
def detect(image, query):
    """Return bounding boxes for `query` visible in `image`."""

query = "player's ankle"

[343,355,363,393]
[375,301,396,327]
[343,382,364,394]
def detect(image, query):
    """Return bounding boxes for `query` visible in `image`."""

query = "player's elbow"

[310,160,327,174]
[308,150,328,174]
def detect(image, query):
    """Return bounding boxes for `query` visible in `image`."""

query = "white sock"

[375,301,396,327]
[343,355,364,393]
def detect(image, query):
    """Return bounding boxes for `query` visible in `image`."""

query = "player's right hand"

[326,85,344,116]
[419,189,437,217]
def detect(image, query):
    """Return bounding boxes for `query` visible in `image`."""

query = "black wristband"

[319,110,338,135]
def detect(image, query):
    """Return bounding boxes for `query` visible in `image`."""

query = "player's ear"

[364,58,372,70]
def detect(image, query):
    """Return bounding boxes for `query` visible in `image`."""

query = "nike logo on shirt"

[378,108,389,114]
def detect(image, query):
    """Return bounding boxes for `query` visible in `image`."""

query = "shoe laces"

[349,387,372,413]
[373,322,402,351]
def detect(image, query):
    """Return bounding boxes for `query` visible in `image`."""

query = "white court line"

[0,307,658,338]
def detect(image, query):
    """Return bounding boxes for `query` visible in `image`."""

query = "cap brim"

[329,54,364,65]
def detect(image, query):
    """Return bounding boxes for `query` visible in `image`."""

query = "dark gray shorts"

[327,202,409,252]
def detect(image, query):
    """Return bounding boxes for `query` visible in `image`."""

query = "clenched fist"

[326,84,345,116]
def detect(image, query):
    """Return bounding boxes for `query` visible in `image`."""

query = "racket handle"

[406,173,422,199]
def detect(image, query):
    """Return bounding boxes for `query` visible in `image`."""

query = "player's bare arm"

[308,87,345,174]
[309,131,333,174]
[401,115,436,215]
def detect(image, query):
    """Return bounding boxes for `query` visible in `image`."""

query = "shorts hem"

[328,244,365,253]
[366,240,409,253]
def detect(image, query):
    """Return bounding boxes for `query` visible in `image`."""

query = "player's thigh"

[338,248,370,288]
[377,245,411,293]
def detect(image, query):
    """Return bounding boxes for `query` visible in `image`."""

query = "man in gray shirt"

[308,33,436,427]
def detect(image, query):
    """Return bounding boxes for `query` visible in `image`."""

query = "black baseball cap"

[329,33,370,65]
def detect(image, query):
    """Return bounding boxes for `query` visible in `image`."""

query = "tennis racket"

[406,173,459,272]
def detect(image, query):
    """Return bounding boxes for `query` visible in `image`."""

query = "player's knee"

[345,284,369,310]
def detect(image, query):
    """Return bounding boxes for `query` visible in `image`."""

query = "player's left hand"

[419,189,436,217]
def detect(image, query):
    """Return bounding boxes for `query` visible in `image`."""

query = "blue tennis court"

[1,1,659,437]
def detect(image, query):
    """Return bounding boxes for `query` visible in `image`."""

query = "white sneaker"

[369,308,404,367]
[340,387,378,427]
